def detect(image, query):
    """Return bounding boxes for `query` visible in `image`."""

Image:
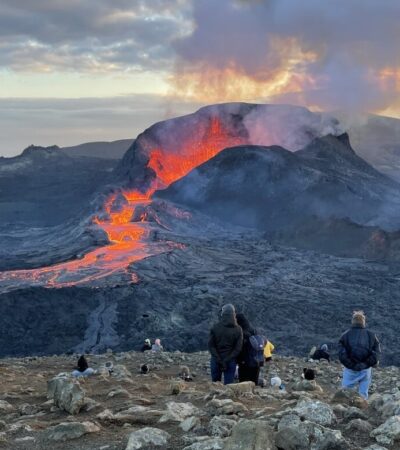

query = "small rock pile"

[0,351,399,449]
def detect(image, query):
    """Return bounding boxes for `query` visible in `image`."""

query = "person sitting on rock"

[236,312,263,384]
[208,303,243,385]
[151,338,164,352]
[338,310,380,400]
[141,339,152,352]
[72,355,95,378]
[311,344,331,362]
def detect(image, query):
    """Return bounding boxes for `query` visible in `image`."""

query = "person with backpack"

[338,310,380,399]
[208,304,243,385]
[236,312,265,384]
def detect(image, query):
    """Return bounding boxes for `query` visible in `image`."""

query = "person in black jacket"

[236,312,260,384]
[311,344,331,362]
[72,355,95,378]
[208,304,243,385]
[141,339,152,352]
[338,310,380,399]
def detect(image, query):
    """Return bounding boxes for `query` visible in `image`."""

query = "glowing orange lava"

[0,117,247,291]
[148,117,247,187]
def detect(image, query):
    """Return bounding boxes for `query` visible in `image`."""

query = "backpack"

[248,335,266,367]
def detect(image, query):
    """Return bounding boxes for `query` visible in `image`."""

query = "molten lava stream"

[0,191,155,290]
[0,116,249,291]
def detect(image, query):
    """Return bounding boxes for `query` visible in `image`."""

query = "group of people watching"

[141,338,163,352]
[71,307,380,402]
[208,304,275,386]
[208,305,380,400]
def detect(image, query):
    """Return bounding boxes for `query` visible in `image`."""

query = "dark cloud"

[173,0,400,112]
[0,0,192,72]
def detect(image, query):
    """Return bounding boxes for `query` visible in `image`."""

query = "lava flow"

[0,117,247,291]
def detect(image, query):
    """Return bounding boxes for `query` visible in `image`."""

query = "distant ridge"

[62,139,134,159]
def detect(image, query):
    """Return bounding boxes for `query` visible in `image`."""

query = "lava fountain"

[0,116,248,291]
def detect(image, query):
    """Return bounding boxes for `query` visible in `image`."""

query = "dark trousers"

[238,364,260,384]
[210,357,236,385]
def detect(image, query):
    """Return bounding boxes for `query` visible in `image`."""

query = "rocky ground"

[0,350,399,449]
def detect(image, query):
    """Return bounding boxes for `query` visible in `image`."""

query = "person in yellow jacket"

[264,340,275,362]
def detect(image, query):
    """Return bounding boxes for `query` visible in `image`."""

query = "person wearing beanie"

[338,310,380,399]
[311,344,331,362]
[141,339,152,352]
[208,304,243,385]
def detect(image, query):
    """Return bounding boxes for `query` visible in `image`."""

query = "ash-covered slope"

[0,145,115,227]
[337,112,400,181]
[156,134,400,232]
[0,145,112,269]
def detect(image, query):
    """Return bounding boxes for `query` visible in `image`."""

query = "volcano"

[1,103,400,361]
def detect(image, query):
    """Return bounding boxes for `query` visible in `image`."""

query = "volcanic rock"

[47,376,85,415]
[125,427,170,449]
[44,421,100,442]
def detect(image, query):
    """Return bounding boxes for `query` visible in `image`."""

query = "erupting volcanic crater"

[0,103,372,292]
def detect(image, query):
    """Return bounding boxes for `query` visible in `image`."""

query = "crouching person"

[208,304,243,385]
[72,355,95,378]
[338,311,380,399]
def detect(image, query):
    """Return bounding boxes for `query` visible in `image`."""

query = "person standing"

[236,312,262,384]
[208,304,243,385]
[338,311,380,400]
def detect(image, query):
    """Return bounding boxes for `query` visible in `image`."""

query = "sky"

[1,0,400,156]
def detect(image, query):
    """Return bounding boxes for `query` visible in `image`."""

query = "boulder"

[45,421,100,442]
[0,400,14,413]
[345,418,372,433]
[114,406,164,425]
[183,438,224,450]
[159,402,202,423]
[275,426,309,450]
[107,387,131,398]
[125,427,170,450]
[208,415,237,437]
[291,380,323,393]
[227,381,255,396]
[223,419,274,450]
[369,391,400,419]
[343,406,368,422]
[18,403,40,416]
[47,377,85,415]
[293,398,335,426]
[112,365,133,383]
[277,414,347,450]
[208,398,248,415]
[370,415,400,446]
[332,389,368,409]
[180,416,200,432]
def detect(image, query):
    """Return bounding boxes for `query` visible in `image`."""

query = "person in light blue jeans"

[342,367,372,400]
[72,355,96,378]
[338,311,380,400]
